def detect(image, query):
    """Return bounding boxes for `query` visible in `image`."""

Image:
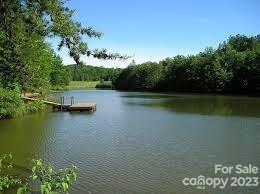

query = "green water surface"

[0,90,259,193]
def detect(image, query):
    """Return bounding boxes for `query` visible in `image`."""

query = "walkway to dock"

[21,95,96,112]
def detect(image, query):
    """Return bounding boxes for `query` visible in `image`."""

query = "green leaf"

[72,172,77,180]
[41,184,46,194]
[32,166,36,173]
[48,166,53,173]
[17,187,27,194]
[49,192,58,194]
[47,183,51,191]
[45,188,50,194]
[36,160,42,166]
[62,182,68,191]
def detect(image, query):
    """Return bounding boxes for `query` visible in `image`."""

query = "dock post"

[70,96,74,105]
[60,97,63,111]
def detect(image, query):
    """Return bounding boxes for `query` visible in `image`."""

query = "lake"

[0,90,260,193]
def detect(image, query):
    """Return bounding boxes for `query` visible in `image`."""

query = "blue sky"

[55,0,260,67]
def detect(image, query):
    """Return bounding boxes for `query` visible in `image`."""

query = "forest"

[113,34,260,94]
[66,64,121,81]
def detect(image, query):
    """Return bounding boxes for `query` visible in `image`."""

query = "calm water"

[0,90,260,193]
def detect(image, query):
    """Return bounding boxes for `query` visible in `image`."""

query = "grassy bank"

[67,81,100,89]
[68,81,112,89]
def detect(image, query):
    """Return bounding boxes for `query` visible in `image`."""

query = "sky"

[53,0,260,68]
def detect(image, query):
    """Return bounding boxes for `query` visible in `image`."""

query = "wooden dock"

[21,96,96,112]
[69,103,97,111]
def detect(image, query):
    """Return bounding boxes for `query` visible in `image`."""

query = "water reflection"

[120,93,177,99]
[0,112,53,165]
[124,93,260,117]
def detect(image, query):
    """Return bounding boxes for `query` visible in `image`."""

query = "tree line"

[66,64,122,82]
[113,34,260,94]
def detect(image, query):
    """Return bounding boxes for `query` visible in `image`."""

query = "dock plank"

[69,103,96,111]
[21,96,61,106]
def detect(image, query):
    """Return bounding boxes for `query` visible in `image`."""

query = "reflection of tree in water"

[0,113,51,166]
[126,94,260,117]
[121,93,177,99]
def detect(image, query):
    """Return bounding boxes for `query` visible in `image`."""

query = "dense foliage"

[25,99,45,113]
[114,62,163,90]
[66,64,121,82]
[28,159,77,194]
[0,154,77,194]
[114,34,260,94]
[0,0,128,119]
[50,55,71,89]
[0,87,25,119]
[0,87,46,119]
[0,0,127,92]
[0,154,22,191]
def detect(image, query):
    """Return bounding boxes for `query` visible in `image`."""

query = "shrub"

[0,154,22,191]
[0,88,25,119]
[0,88,46,119]
[0,154,77,194]
[28,159,77,194]
[25,99,45,113]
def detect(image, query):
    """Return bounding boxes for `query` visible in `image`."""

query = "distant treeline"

[66,64,122,81]
[113,34,260,94]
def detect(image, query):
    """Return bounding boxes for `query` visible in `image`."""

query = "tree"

[218,35,260,93]
[50,54,71,88]
[66,64,122,82]
[113,62,163,90]
[0,0,128,91]
[113,34,260,94]
[195,47,229,92]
